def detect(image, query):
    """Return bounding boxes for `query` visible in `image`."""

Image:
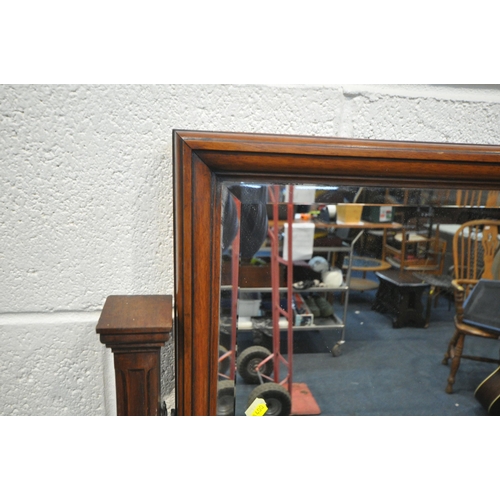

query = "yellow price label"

[251,403,268,416]
[245,397,268,416]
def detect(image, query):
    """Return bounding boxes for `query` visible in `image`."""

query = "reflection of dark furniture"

[442,219,500,394]
[372,270,430,328]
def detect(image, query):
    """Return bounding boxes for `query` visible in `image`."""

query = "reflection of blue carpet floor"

[233,289,494,416]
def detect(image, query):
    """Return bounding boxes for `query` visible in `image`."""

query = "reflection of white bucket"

[321,268,343,287]
[327,204,337,220]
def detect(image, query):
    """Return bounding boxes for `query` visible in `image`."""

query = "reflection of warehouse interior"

[218,184,500,416]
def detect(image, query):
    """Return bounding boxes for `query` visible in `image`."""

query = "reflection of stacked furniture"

[382,209,447,276]
[380,208,454,326]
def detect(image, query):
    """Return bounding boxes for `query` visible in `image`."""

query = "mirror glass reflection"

[217,183,500,416]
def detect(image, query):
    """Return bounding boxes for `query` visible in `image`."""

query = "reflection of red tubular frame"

[259,185,321,415]
[218,196,240,381]
[223,185,320,415]
[265,184,294,392]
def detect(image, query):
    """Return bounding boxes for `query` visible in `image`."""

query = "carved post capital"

[96,295,172,416]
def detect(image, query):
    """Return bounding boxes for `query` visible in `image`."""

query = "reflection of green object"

[315,296,333,317]
[305,296,320,317]
[250,257,267,266]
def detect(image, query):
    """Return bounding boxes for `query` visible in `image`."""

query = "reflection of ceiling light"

[295,185,339,190]
[240,182,339,191]
[237,183,341,191]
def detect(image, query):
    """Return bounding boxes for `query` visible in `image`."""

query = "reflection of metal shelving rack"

[238,230,355,357]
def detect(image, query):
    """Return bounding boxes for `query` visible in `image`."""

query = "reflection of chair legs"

[443,330,465,394]
[442,328,460,365]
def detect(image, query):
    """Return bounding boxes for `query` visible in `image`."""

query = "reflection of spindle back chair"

[443,219,500,394]
[432,189,500,208]
[456,190,483,207]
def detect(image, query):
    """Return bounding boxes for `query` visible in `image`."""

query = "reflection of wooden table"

[372,270,430,328]
[315,221,401,289]
[342,256,391,291]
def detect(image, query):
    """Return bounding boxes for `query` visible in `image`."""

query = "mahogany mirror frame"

[173,130,500,416]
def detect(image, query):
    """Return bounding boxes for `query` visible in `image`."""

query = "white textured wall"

[1,84,500,415]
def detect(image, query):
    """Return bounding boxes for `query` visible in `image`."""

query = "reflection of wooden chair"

[431,189,499,208]
[456,189,483,206]
[442,219,500,394]
[455,189,500,207]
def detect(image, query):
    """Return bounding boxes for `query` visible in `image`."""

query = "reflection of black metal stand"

[373,270,430,328]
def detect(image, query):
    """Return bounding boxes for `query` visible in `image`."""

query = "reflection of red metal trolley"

[236,185,320,416]
[221,185,403,415]
[237,185,294,415]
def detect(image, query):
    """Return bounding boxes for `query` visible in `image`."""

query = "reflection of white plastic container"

[283,222,315,261]
[327,204,337,220]
[284,186,316,204]
[237,299,261,317]
[321,268,343,288]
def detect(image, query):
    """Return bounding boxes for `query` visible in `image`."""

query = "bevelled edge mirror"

[173,130,500,416]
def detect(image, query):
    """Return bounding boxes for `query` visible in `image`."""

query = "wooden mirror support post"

[96,295,172,416]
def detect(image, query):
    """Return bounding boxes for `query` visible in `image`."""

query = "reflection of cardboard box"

[362,205,393,222]
[221,260,286,287]
[336,204,363,223]
[293,293,314,326]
